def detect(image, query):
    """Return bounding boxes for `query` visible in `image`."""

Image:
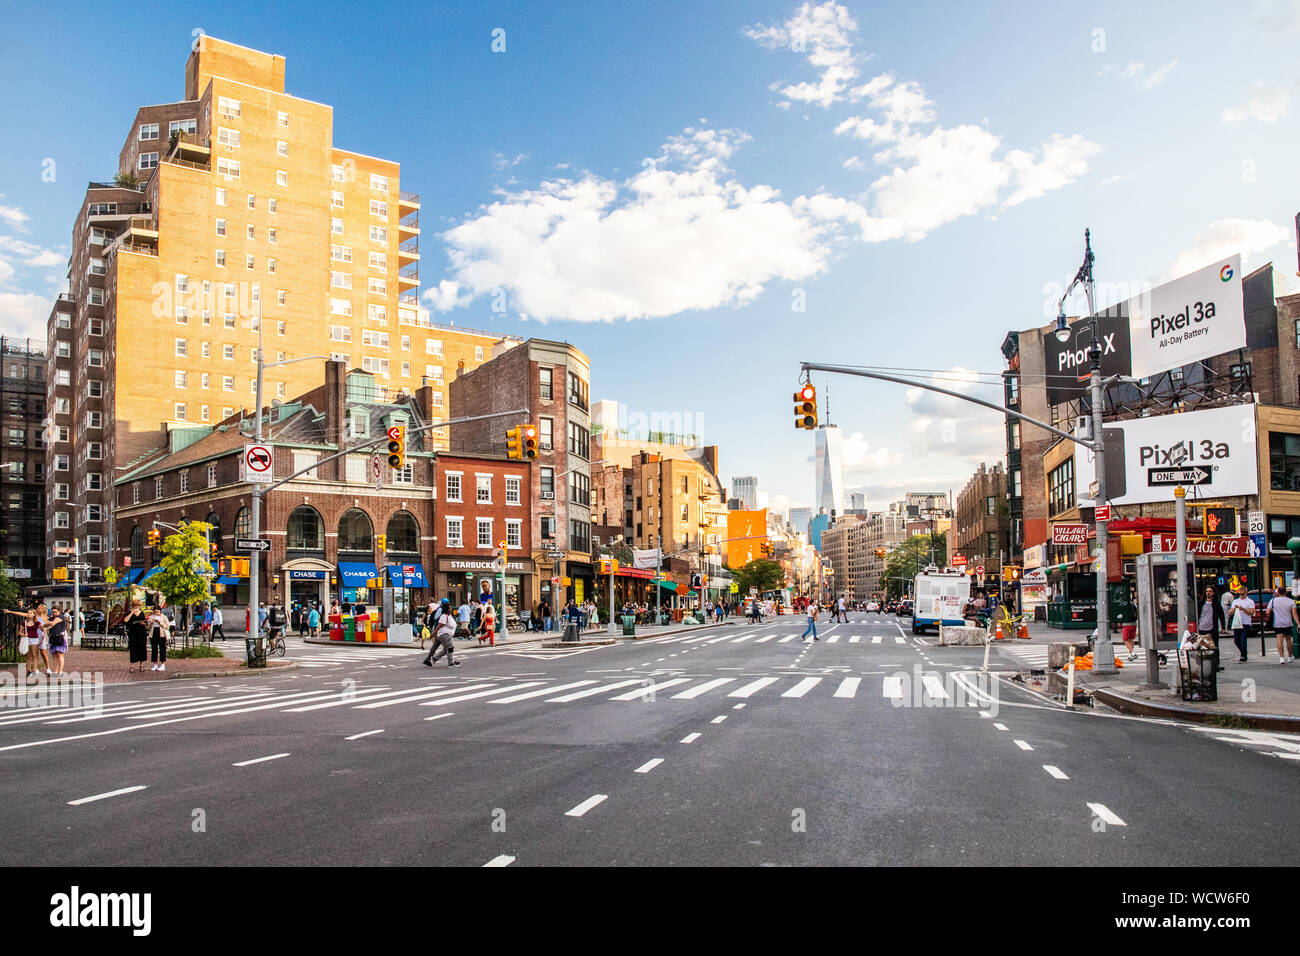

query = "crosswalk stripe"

[883,675,905,700]
[123,690,329,720]
[782,677,822,698]
[704,635,732,644]
[490,680,595,703]
[849,635,861,643]
[729,677,779,698]
[680,636,712,644]
[833,677,861,698]
[755,635,777,643]
[285,687,428,713]
[872,636,882,644]
[922,674,950,700]
[2,696,207,727]
[420,682,545,706]
[778,635,797,643]
[671,678,735,699]
[731,635,753,644]
[547,679,643,702]
[355,684,500,709]
[827,634,841,643]
[609,678,691,701]
[895,636,905,644]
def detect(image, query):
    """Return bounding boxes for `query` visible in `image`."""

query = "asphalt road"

[3,614,1298,866]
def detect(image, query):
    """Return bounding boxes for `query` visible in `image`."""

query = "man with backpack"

[423,599,462,667]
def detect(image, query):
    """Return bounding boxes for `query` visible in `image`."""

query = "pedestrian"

[257,602,268,634]
[1196,586,1227,671]
[307,604,321,639]
[45,607,69,677]
[202,602,213,640]
[211,604,225,641]
[1228,587,1255,663]
[541,598,552,633]
[3,604,42,681]
[801,602,820,642]
[123,598,149,673]
[149,602,171,672]
[423,600,462,667]
[1266,586,1297,664]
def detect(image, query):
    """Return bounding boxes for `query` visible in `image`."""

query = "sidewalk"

[300,617,737,651]
[2,647,293,685]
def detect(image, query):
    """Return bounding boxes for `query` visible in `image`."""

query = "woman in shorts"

[45,606,69,676]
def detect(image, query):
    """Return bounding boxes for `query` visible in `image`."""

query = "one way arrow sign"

[1147,466,1212,487]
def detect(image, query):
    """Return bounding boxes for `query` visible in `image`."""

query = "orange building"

[45,36,517,577]
[725,509,769,568]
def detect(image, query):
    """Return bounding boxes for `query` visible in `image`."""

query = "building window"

[394,462,414,484]
[179,471,189,493]
[540,467,554,497]
[287,505,324,551]
[369,252,387,273]
[216,158,239,178]
[569,518,590,554]
[371,174,389,193]
[175,338,187,357]
[277,141,288,157]
[215,187,226,206]
[138,152,158,170]
[332,218,344,235]
[369,226,387,244]
[539,367,552,400]
[370,200,388,218]
[570,472,591,507]
[986,496,996,516]
[155,477,163,498]
[539,418,553,450]
[475,346,484,361]
[567,422,590,459]
[445,517,463,548]
[506,519,522,549]
[446,472,462,502]
[235,507,251,538]
[337,508,373,552]
[169,119,196,137]
[567,372,588,411]
[217,96,241,118]
[1270,432,1300,491]
[175,370,187,388]
[476,474,492,503]
[477,518,493,548]
[217,127,240,148]
[1047,459,1075,517]
[139,123,158,141]
[506,476,521,505]
[278,111,289,127]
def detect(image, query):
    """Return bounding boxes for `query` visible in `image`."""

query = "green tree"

[0,560,19,611]
[879,532,948,599]
[732,558,785,596]
[152,522,213,621]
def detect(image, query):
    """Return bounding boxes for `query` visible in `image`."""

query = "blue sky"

[1,0,1297,518]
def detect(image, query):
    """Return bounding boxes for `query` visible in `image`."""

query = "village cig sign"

[1052,524,1089,546]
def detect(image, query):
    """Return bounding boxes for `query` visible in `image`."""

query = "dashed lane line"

[68,786,147,806]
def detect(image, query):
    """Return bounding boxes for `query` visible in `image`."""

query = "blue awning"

[338,561,379,587]
[140,566,162,582]
[387,563,427,588]
[121,568,146,585]
[215,576,242,585]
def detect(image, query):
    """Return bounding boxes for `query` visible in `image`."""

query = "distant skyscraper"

[815,426,845,518]
[788,507,812,537]
[733,475,759,511]
[850,492,866,511]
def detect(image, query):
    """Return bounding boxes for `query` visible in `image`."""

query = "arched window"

[234,507,251,539]
[207,512,222,549]
[385,511,419,554]
[287,505,324,551]
[337,508,373,553]
[129,526,143,565]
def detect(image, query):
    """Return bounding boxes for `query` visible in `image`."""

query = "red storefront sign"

[615,566,655,579]
[1150,534,1250,558]
[951,555,967,566]
[1052,523,1089,546]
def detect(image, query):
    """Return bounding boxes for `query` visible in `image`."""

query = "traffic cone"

[1017,623,1030,640]
[994,623,1004,641]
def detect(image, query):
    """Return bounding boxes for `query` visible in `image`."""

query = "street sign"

[372,454,383,490]
[1095,505,1112,521]
[236,537,271,552]
[243,443,274,483]
[53,546,75,555]
[545,549,565,558]
[1147,466,1212,487]
[66,563,91,571]
[976,565,985,575]
[1088,480,1100,499]
[550,576,560,584]
[1248,510,1265,535]
[123,557,132,568]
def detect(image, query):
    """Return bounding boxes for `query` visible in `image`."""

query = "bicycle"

[260,625,287,658]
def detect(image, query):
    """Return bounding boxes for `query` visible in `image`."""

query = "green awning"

[656,580,679,592]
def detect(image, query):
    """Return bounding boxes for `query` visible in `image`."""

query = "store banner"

[632,548,661,570]
[1150,534,1252,558]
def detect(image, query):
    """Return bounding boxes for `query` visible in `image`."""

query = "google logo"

[1220,264,1234,282]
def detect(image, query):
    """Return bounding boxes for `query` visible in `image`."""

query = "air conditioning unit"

[541,491,554,500]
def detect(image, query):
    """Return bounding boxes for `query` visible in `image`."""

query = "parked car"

[897,600,914,618]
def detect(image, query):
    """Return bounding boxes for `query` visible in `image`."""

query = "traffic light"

[522,424,538,459]
[147,528,160,547]
[386,425,406,469]
[506,426,523,460]
[794,385,817,430]
[376,533,387,552]
[875,547,887,559]
[600,559,620,575]
[210,541,220,560]
[1002,566,1021,581]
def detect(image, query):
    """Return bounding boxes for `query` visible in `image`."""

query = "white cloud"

[434,127,836,322]
[1098,60,1179,91]
[421,279,471,312]
[1167,218,1292,278]
[492,152,528,170]
[0,292,50,341]
[1222,81,1290,123]
[743,1,862,108]
[841,431,901,471]
[0,205,28,228]
[841,155,866,171]
[902,368,1006,460]
[0,234,66,271]
[1004,134,1104,207]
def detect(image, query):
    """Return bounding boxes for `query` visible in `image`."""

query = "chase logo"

[1220,264,1234,282]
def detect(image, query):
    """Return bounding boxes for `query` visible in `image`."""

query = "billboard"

[1042,254,1245,403]
[725,509,768,567]
[1075,403,1258,507]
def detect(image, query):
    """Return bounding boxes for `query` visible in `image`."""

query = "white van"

[912,567,971,635]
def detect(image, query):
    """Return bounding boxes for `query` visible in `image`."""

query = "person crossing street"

[423,600,462,667]
[801,602,820,642]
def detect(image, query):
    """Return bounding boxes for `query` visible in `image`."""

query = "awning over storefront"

[387,562,427,587]
[140,566,162,583]
[656,580,679,592]
[215,576,243,585]
[121,568,147,584]
[338,561,379,587]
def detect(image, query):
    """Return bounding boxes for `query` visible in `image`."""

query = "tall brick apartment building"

[953,461,1007,586]
[1,338,47,584]
[112,360,531,629]
[46,35,514,584]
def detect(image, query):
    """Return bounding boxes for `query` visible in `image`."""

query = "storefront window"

[287,505,323,551]
[338,508,373,552]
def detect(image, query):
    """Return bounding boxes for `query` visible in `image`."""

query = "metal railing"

[399,190,420,203]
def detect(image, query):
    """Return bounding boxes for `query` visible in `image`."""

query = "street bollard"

[1065,655,1076,709]
[981,627,992,673]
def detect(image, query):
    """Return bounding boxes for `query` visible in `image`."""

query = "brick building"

[953,461,1008,583]
[2,338,47,583]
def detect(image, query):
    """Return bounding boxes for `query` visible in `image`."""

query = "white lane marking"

[833,677,861,699]
[782,677,822,698]
[421,682,546,706]
[680,732,701,743]
[679,636,712,644]
[704,635,732,645]
[1043,765,1069,779]
[729,677,779,698]
[849,635,861,644]
[345,729,385,740]
[118,690,325,720]
[993,722,1009,731]
[755,635,778,643]
[894,623,906,636]
[1087,803,1126,826]
[894,636,905,644]
[731,635,753,644]
[1271,752,1300,760]
[883,675,905,700]
[423,713,454,721]
[733,702,746,710]
[671,678,736,700]
[1013,739,1034,751]
[635,758,664,774]
[355,684,500,709]
[979,710,994,718]
[233,753,290,767]
[68,785,147,806]
[566,794,607,817]
[286,687,430,712]
[778,635,798,643]
[921,674,950,700]
[872,636,882,644]
[608,678,691,701]
[490,680,596,703]
[830,634,844,643]
[484,855,515,867]
[711,715,727,723]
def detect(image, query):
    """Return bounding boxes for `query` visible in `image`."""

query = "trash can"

[621,615,636,637]
[1179,647,1218,702]
[562,621,580,642]
[245,637,267,668]
[343,616,356,642]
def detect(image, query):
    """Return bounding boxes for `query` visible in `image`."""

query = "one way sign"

[1148,466,1212,487]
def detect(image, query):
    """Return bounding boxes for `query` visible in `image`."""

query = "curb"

[1088,685,1300,731]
